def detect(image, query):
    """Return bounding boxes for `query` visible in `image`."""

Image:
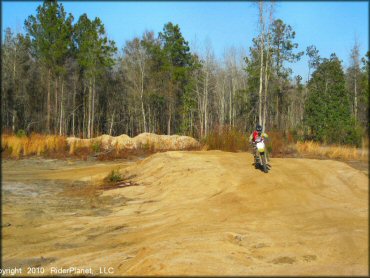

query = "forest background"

[2,1,368,149]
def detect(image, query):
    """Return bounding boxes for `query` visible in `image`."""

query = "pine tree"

[159,22,193,134]
[304,54,361,145]
[74,13,116,138]
[271,19,303,130]
[25,1,74,133]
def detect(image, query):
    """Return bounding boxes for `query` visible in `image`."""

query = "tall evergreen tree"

[358,51,369,131]
[306,45,320,82]
[74,13,116,138]
[25,1,74,133]
[304,54,360,145]
[271,19,303,130]
[159,22,193,134]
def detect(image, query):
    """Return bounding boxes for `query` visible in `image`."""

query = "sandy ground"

[1,151,368,276]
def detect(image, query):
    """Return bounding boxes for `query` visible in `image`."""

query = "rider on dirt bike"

[249,124,269,166]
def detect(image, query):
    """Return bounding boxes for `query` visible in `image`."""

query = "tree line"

[1,1,368,146]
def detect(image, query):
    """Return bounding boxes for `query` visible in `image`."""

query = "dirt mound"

[69,151,367,275]
[110,151,368,275]
[2,151,367,275]
[66,133,200,151]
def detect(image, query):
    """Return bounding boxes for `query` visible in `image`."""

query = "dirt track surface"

[2,151,368,276]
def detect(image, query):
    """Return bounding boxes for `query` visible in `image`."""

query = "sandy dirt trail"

[2,151,368,276]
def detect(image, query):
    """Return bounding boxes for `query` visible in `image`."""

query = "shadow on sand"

[252,162,272,173]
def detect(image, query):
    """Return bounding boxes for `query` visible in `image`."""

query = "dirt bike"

[253,137,268,173]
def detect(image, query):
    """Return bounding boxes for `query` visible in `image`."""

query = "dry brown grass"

[296,141,368,161]
[202,127,299,156]
[67,138,92,155]
[203,126,249,152]
[2,134,67,159]
[296,141,322,155]
[266,131,285,156]
[2,132,201,160]
[4,132,365,162]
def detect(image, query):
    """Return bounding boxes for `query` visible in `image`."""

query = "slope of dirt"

[2,151,368,276]
[2,158,134,182]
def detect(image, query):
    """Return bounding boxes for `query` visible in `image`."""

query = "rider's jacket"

[249,131,268,143]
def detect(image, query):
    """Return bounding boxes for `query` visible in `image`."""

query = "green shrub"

[343,122,363,147]
[141,142,150,150]
[91,140,101,153]
[267,145,273,154]
[106,169,122,183]
[16,129,26,138]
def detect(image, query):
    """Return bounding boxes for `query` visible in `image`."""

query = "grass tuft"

[106,169,123,183]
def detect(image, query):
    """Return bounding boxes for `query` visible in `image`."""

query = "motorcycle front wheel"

[261,153,268,173]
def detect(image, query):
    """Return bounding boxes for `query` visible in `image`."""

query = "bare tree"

[257,1,265,126]
[262,2,274,131]
[197,40,216,136]
[348,38,361,123]
[123,37,150,133]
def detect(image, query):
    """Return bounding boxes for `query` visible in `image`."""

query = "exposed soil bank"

[2,152,368,276]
